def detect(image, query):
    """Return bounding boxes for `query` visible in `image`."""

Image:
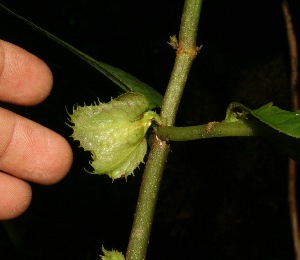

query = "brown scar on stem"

[176,45,202,59]
[168,36,202,58]
[205,121,218,132]
[155,134,165,146]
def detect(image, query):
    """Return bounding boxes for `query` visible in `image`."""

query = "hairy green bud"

[67,92,160,180]
[100,246,125,260]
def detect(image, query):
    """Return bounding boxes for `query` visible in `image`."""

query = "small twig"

[282,1,300,259]
[157,120,264,141]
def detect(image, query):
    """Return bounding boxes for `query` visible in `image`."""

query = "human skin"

[0,40,73,220]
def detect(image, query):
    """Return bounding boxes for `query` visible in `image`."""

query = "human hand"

[0,40,73,220]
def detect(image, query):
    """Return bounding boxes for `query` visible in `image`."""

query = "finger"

[0,40,53,105]
[0,108,73,184]
[0,171,32,220]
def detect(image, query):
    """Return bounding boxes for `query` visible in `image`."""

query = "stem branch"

[126,0,203,259]
[158,120,263,141]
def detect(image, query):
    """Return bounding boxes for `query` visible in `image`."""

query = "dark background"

[0,0,299,259]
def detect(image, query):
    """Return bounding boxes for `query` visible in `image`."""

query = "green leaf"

[225,102,300,162]
[226,102,300,138]
[0,3,163,109]
[251,103,300,138]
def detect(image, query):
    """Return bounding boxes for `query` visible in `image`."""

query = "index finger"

[0,40,53,105]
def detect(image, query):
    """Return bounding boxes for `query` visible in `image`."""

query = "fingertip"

[16,124,74,185]
[0,40,53,105]
[40,133,73,185]
[0,110,73,185]
[0,172,32,220]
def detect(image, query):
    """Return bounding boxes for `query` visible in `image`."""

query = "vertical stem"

[126,140,169,260]
[126,0,203,259]
[161,0,202,126]
[282,0,300,259]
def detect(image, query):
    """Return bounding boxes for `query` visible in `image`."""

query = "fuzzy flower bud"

[67,92,160,180]
[100,246,125,260]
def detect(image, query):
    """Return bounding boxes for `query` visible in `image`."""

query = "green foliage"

[226,102,300,161]
[93,61,163,109]
[252,103,300,162]
[0,3,163,109]
[252,103,300,138]
[226,102,300,138]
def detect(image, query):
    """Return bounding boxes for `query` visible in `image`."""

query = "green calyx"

[67,92,161,180]
[100,246,125,260]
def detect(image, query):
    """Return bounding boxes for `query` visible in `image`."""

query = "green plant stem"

[161,0,202,126]
[126,0,203,259]
[126,139,169,260]
[158,120,264,141]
